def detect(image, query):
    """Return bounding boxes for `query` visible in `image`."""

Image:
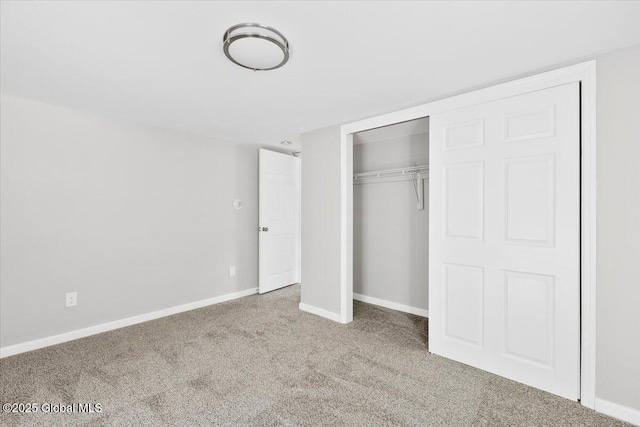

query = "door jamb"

[337,61,596,408]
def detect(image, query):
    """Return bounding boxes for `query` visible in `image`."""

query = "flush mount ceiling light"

[280,140,292,145]
[223,23,290,71]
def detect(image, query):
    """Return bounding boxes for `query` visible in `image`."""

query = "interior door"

[429,83,580,400]
[259,149,300,294]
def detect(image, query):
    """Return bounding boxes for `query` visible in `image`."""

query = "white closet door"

[429,83,580,400]
[259,149,300,294]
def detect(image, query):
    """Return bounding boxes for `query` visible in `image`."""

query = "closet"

[352,117,429,317]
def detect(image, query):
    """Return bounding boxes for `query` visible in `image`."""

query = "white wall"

[300,45,640,415]
[353,134,429,312]
[595,45,640,413]
[0,95,258,348]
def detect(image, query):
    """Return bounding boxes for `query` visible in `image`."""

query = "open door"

[429,83,580,400]
[259,149,300,294]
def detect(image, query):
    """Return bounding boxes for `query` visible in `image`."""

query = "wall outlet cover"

[229,266,236,277]
[66,292,77,307]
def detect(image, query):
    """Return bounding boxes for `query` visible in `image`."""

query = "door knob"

[260,227,269,232]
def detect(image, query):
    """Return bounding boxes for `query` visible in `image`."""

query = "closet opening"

[352,117,430,334]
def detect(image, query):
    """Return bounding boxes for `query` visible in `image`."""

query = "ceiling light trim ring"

[223,23,290,71]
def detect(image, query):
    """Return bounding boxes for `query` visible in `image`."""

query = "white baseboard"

[0,287,258,359]
[353,293,429,318]
[299,302,343,323]
[595,398,640,426]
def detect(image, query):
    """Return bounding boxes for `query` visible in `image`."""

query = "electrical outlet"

[229,266,236,277]
[66,292,77,307]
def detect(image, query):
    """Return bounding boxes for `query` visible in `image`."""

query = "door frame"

[337,61,596,408]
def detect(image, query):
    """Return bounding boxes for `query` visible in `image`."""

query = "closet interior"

[353,117,429,318]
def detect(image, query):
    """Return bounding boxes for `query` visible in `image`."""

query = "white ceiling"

[2,1,639,152]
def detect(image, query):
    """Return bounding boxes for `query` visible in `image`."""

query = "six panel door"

[428,83,580,400]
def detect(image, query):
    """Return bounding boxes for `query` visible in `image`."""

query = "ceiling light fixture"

[223,23,290,71]
[280,140,292,145]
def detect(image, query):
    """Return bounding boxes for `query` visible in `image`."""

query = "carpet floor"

[0,285,630,426]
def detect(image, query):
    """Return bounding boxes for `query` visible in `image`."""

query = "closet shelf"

[353,164,428,210]
[353,165,429,182]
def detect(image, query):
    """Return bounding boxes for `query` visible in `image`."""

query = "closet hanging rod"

[353,164,429,180]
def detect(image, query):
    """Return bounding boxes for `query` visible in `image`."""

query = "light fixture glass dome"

[223,23,290,71]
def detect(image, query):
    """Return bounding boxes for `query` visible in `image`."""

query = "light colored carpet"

[0,285,629,426]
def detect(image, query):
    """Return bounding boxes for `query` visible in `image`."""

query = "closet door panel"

[429,83,580,401]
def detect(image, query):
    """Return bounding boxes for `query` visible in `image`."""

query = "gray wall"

[354,133,428,172]
[595,45,640,411]
[0,95,258,348]
[353,134,429,311]
[299,126,342,315]
[300,45,640,412]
